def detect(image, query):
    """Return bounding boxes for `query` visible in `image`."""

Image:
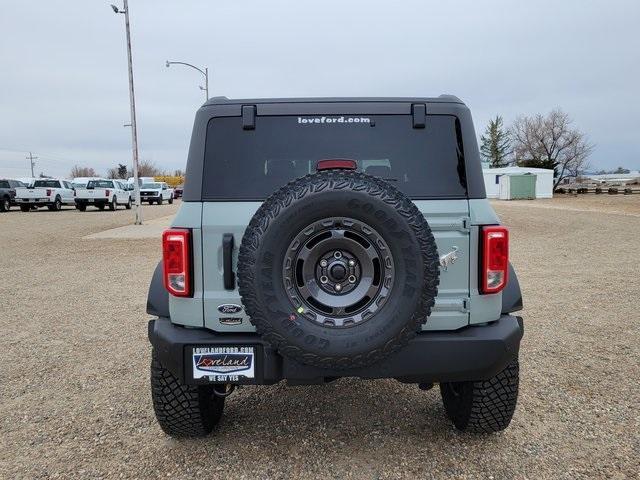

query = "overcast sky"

[0,0,638,179]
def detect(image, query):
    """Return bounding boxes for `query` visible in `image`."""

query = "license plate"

[192,346,255,382]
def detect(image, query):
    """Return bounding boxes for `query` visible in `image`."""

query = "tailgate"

[199,200,471,332]
[16,188,48,199]
[76,188,103,199]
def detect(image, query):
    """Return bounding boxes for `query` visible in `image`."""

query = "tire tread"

[150,351,224,437]
[441,360,519,433]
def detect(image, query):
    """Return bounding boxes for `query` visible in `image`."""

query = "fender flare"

[147,261,169,317]
[502,262,523,314]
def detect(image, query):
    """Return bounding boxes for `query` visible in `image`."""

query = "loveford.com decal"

[192,346,255,380]
[297,116,371,125]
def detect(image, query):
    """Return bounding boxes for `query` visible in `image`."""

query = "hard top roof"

[203,95,464,107]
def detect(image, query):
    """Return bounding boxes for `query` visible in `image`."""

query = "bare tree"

[137,159,162,177]
[70,165,97,178]
[510,109,593,190]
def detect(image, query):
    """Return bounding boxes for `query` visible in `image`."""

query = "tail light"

[46,189,52,196]
[162,229,192,297]
[105,189,111,197]
[480,226,509,294]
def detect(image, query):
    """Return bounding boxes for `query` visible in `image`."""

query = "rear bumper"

[148,315,523,385]
[75,199,108,205]
[16,198,53,205]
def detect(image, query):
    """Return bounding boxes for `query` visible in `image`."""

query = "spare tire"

[238,170,439,369]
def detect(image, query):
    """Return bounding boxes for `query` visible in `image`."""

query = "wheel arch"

[147,261,170,317]
[501,262,523,314]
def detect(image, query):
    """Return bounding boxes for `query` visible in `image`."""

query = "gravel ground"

[0,198,638,479]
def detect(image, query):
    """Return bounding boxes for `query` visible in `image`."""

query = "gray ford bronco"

[147,96,523,437]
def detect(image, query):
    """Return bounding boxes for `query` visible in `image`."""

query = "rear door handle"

[222,233,235,290]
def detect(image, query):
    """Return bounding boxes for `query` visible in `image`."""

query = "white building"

[583,172,640,185]
[483,166,555,199]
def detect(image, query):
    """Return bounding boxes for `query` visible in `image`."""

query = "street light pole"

[112,1,142,225]
[165,61,209,101]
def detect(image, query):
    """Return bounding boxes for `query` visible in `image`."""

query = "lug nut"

[320,259,328,267]
[348,259,355,266]
[334,251,342,259]
[320,275,328,284]
[335,284,342,291]
[348,275,357,284]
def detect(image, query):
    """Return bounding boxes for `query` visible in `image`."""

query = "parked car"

[0,179,26,212]
[71,176,101,189]
[127,176,156,187]
[173,184,184,199]
[15,178,76,211]
[75,179,132,211]
[140,182,174,205]
[146,96,524,438]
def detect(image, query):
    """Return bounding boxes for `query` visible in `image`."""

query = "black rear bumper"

[148,315,523,385]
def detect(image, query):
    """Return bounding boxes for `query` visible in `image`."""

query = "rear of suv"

[147,96,523,437]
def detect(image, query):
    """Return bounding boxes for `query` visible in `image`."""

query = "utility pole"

[26,152,38,177]
[111,1,143,225]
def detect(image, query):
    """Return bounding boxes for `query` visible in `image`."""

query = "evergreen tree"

[480,115,511,167]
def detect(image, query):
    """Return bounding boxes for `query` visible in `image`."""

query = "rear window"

[142,183,162,189]
[202,115,467,200]
[34,180,61,188]
[87,180,114,188]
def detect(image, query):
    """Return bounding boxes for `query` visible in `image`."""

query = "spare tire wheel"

[238,170,440,369]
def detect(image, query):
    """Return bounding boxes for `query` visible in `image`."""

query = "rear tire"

[0,197,9,212]
[125,197,132,209]
[20,205,30,212]
[168,196,173,204]
[49,197,62,211]
[76,203,87,212]
[440,359,519,433]
[97,204,105,211]
[150,350,224,437]
[157,197,163,205]
[109,197,117,211]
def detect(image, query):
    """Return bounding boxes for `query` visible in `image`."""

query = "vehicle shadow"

[157,378,512,474]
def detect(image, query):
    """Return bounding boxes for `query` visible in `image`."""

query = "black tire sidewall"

[239,172,439,366]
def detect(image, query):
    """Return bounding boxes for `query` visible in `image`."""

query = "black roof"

[204,95,465,107]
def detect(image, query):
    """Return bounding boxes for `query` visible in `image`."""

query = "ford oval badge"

[218,304,243,314]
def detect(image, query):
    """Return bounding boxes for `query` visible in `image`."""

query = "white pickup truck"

[15,179,76,212]
[139,182,174,205]
[75,179,132,211]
